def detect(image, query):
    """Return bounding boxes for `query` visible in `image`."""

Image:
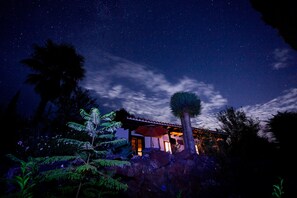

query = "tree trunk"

[181,112,196,154]
[180,116,189,150]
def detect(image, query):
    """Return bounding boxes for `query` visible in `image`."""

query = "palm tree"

[21,39,85,122]
[170,91,201,154]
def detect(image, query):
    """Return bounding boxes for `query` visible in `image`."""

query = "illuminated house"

[116,116,227,156]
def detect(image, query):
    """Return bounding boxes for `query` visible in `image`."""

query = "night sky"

[1,0,297,130]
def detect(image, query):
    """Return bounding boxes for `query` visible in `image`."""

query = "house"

[116,116,227,156]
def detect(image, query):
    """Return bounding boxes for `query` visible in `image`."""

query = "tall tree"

[170,91,201,154]
[267,111,297,154]
[21,39,85,122]
[216,107,261,156]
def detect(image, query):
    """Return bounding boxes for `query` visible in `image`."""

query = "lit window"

[164,141,172,153]
[131,136,143,156]
[195,145,199,154]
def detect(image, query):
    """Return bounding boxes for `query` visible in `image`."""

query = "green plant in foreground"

[176,190,183,198]
[35,107,131,197]
[272,177,284,198]
[5,154,38,198]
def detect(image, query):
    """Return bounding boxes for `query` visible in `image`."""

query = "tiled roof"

[126,117,227,136]
[127,117,181,127]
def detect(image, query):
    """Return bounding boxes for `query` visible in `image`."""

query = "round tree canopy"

[170,91,201,118]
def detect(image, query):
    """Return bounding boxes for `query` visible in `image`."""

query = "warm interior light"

[195,145,199,154]
[164,141,172,154]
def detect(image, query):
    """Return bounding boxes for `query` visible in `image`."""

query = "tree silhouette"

[170,91,201,154]
[216,106,261,156]
[21,39,85,123]
[0,90,22,155]
[267,111,297,154]
[250,0,297,51]
[266,111,297,198]
[50,87,98,135]
[217,107,279,197]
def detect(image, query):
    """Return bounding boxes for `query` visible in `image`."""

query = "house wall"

[116,128,202,154]
[116,128,167,151]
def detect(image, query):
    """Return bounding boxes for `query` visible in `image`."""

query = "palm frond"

[25,73,44,85]
[20,59,45,71]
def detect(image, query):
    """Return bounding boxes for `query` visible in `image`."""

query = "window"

[195,144,199,154]
[131,136,144,156]
[164,141,172,153]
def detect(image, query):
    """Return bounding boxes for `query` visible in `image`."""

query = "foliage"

[196,133,225,156]
[21,39,85,121]
[176,190,183,198]
[5,154,39,198]
[266,111,297,197]
[266,111,297,153]
[217,107,259,143]
[170,91,201,118]
[50,87,98,135]
[34,107,130,197]
[216,106,268,157]
[4,107,131,198]
[272,177,284,198]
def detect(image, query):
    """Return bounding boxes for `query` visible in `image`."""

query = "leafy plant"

[176,190,183,198]
[272,177,284,198]
[34,107,130,197]
[5,154,38,198]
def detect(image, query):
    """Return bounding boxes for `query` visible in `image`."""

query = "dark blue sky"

[1,0,297,129]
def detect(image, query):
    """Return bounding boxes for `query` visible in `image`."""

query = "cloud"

[83,53,228,129]
[83,52,297,131]
[241,88,297,141]
[272,48,293,70]
[242,88,297,122]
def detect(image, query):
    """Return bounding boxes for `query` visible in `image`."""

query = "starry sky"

[1,0,297,130]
